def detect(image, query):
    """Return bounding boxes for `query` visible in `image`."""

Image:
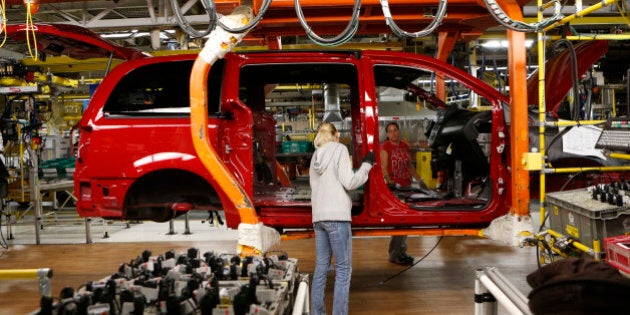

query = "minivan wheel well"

[123,169,220,222]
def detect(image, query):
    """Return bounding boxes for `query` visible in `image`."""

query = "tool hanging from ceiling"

[170,0,272,38]
[483,0,563,32]
[170,0,457,45]
[294,0,361,46]
[379,0,448,38]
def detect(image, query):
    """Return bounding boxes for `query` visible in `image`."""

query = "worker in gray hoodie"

[309,122,374,315]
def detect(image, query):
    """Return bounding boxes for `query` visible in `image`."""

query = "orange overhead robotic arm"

[190,58,259,225]
[190,7,258,226]
[190,6,282,256]
[189,6,286,256]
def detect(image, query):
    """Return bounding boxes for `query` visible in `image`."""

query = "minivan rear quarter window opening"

[104,60,224,116]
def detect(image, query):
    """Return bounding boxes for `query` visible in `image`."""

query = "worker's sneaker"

[389,254,414,265]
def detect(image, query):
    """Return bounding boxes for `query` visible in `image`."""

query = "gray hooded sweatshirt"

[310,141,373,222]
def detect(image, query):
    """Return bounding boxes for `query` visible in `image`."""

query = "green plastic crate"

[282,141,313,153]
[40,157,76,178]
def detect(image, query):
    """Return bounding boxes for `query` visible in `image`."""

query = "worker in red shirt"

[380,122,424,265]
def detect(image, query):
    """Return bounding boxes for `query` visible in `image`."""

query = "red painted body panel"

[4,23,149,60]
[75,54,222,219]
[354,50,510,227]
[76,50,512,230]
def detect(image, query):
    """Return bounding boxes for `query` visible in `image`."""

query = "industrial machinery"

[34,248,304,315]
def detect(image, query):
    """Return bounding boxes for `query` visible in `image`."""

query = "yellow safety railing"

[528,0,629,255]
[0,268,52,296]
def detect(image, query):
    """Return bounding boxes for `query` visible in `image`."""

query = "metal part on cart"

[32,249,304,315]
[595,118,630,152]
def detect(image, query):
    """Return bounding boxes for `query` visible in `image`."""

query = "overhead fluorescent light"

[100,33,132,39]
[100,31,171,40]
[481,39,534,48]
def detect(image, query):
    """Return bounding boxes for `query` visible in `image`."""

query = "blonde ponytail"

[313,122,338,149]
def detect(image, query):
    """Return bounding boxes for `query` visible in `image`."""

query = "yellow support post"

[537,0,548,229]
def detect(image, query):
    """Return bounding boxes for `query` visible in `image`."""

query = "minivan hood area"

[3,23,149,61]
[526,40,609,116]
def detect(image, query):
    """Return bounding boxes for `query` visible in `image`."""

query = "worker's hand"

[362,151,375,165]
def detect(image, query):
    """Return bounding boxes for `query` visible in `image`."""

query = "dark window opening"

[104,59,224,115]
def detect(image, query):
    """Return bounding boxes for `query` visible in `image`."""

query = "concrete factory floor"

[0,210,542,314]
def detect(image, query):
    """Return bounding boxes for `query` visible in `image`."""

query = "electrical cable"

[378,236,443,284]
[538,212,549,233]
[526,49,533,75]
[581,71,593,119]
[544,119,573,155]
[536,236,555,267]
[552,39,579,120]
[24,1,38,60]
[217,0,272,33]
[449,53,459,98]
[170,0,217,38]
[380,0,447,38]
[465,51,476,104]
[492,51,503,93]
[0,0,7,48]
[28,94,37,127]
[294,0,360,46]
[465,50,472,75]
[483,0,563,32]
[480,51,486,81]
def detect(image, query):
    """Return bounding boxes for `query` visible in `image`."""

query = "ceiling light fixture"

[481,39,534,49]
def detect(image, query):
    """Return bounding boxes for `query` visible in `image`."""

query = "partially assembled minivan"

[75,49,515,234]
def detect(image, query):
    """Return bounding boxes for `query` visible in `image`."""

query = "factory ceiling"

[0,0,627,82]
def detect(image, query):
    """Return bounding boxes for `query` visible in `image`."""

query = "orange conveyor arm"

[189,7,259,227]
[190,58,258,225]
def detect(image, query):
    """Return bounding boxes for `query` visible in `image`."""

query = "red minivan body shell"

[75,50,511,230]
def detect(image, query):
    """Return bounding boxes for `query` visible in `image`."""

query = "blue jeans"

[311,221,352,315]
